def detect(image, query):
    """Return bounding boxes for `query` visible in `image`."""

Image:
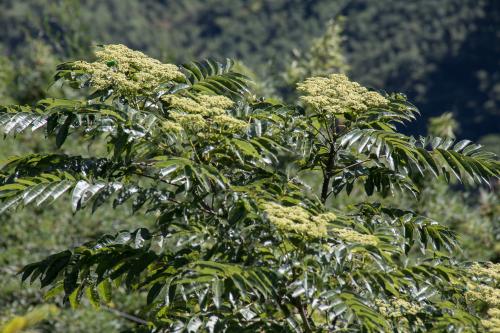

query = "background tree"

[2,0,498,140]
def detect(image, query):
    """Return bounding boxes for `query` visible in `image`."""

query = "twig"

[332,158,370,176]
[296,300,313,333]
[102,305,149,325]
[320,142,337,203]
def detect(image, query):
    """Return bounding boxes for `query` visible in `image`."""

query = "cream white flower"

[466,282,500,307]
[262,202,336,238]
[297,73,388,114]
[162,93,246,135]
[73,44,184,94]
[469,262,500,281]
[375,298,422,318]
[482,308,500,333]
[332,227,378,246]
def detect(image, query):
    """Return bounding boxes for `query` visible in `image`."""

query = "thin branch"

[132,169,181,187]
[102,305,148,325]
[295,300,313,333]
[320,142,336,203]
[333,158,371,176]
[325,159,371,200]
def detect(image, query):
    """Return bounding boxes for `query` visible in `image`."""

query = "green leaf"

[85,285,101,309]
[212,278,224,309]
[97,279,112,304]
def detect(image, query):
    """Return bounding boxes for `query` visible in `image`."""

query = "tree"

[0,45,499,332]
[341,0,499,139]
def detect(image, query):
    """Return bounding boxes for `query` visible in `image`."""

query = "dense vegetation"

[1,0,498,139]
[0,44,499,332]
[0,1,498,332]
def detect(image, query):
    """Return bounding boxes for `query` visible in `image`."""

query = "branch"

[102,305,148,325]
[295,300,313,333]
[321,143,336,203]
[333,159,371,176]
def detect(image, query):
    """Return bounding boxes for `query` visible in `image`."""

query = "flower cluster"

[165,95,235,117]
[482,308,500,333]
[311,212,338,225]
[297,73,388,114]
[469,262,500,281]
[466,282,500,307]
[375,298,422,318]
[162,94,247,135]
[262,202,335,238]
[73,44,184,94]
[465,262,500,332]
[332,227,378,246]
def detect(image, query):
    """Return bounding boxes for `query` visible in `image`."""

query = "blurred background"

[1,0,499,140]
[0,1,498,332]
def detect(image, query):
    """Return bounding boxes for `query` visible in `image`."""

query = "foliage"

[416,182,500,261]
[0,45,499,332]
[342,0,484,97]
[0,0,91,58]
[480,135,500,157]
[272,19,348,101]
[0,133,151,333]
[0,52,15,104]
[342,0,499,138]
[1,0,499,140]
[2,41,62,105]
[329,174,500,263]
[1,305,58,333]
[428,113,459,139]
